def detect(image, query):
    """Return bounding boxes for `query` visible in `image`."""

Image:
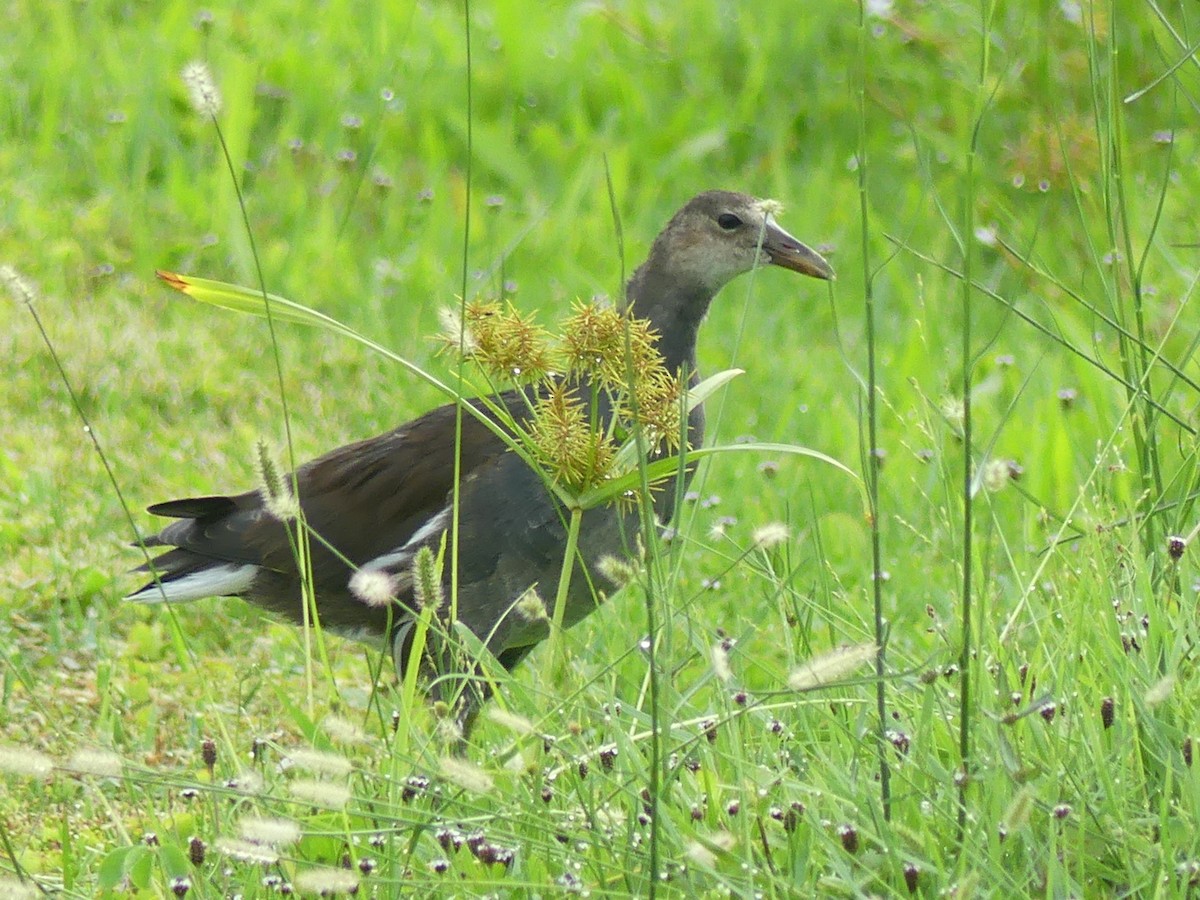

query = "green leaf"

[96,846,133,891]
[686,368,744,412]
[126,846,154,890]
[156,271,431,384]
[154,271,539,467]
[157,844,192,882]
[576,441,861,509]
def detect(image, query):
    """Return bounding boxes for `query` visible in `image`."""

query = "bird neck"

[624,264,714,376]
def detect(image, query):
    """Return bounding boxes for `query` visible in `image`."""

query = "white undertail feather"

[352,504,452,578]
[125,563,259,603]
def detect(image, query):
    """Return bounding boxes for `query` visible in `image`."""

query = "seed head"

[214,837,279,865]
[254,440,298,521]
[188,836,206,866]
[788,643,877,692]
[293,868,359,896]
[1145,674,1175,706]
[711,642,732,683]
[486,707,535,735]
[981,458,1011,493]
[402,544,442,613]
[437,305,478,356]
[286,747,352,777]
[458,299,552,380]
[181,61,222,116]
[288,779,350,809]
[323,715,368,745]
[596,554,637,588]
[513,586,548,622]
[751,522,790,549]
[239,816,301,847]
[527,381,616,490]
[65,749,123,778]
[349,568,397,608]
[0,743,53,778]
[0,265,38,306]
[439,756,495,794]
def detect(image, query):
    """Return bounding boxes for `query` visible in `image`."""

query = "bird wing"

[137,395,525,581]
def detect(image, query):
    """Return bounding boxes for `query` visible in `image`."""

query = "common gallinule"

[126,190,832,719]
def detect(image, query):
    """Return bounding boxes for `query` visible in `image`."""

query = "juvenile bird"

[126,190,832,725]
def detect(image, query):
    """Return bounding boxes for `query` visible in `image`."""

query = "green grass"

[3,0,1200,896]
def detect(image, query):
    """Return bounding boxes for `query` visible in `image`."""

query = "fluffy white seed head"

[485,707,535,735]
[288,779,350,809]
[286,747,352,777]
[0,744,53,778]
[0,264,38,306]
[294,868,359,895]
[788,643,878,692]
[752,522,790,549]
[711,643,732,683]
[181,61,222,115]
[214,837,279,864]
[65,749,123,778]
[239,816,301,847]
[439,756,495,794]
[349,568,397,608]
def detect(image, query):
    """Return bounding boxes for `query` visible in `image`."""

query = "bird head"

[646,190,833,296]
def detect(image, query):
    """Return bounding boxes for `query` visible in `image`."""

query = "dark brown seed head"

[201,738,217,773]
[838,824,859,853]
[188,835,206,866]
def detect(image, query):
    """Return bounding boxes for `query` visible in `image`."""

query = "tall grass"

[3,0,1200,896]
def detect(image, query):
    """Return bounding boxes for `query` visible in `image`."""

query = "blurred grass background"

[2,0,1199,895]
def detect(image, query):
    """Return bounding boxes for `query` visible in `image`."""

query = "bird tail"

[125,548,258,604]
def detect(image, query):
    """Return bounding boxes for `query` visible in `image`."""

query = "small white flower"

[756,198,784,217]
[974,224,999,247]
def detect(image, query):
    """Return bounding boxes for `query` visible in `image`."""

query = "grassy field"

[3,0,1199,896]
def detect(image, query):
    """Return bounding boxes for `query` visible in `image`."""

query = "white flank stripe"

[125,563,259,603]
[358,504,451,575]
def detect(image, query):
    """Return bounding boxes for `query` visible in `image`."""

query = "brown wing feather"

[136,393,530,624]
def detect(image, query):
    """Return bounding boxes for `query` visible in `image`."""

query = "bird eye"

[717,213,742,230]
